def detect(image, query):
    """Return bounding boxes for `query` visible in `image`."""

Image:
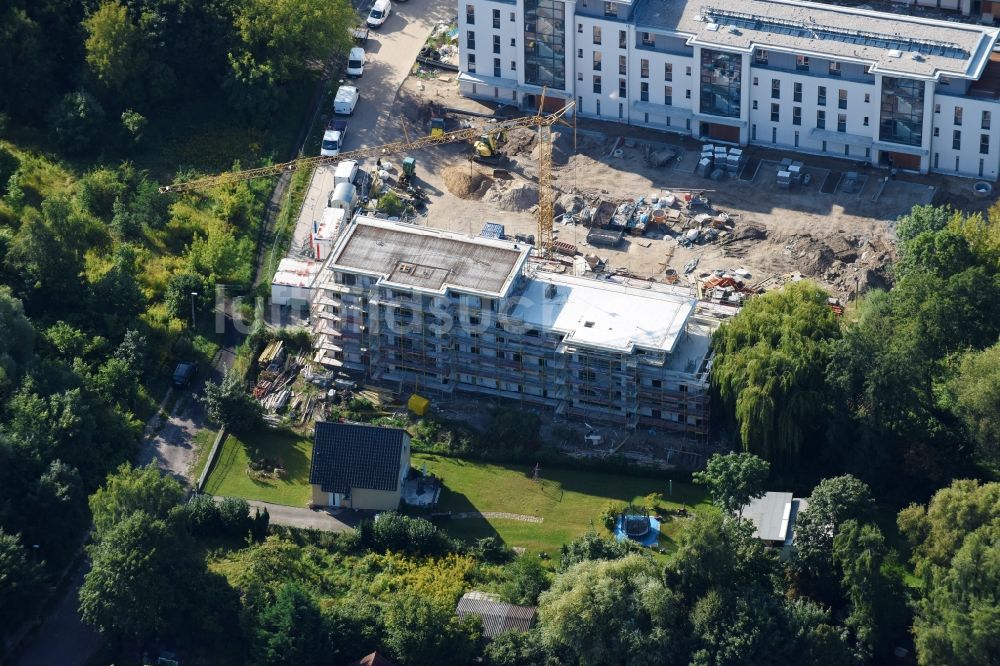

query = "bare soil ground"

[389,72,991,300]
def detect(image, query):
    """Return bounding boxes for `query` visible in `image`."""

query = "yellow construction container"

[407,393,430,416]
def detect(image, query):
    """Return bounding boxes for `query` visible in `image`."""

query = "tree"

[501,555,550,606]
[943,342,1000,470]
[120,108,147,144]
[895,204,953,245]
[250,583,327,666]
[46,91,106,155]
[164,272,206,321]
[693,452,770,516]
[711,281,841,467]
[381,591,478,666]
[689,586,795,666]
[791,475,874,600]
[0,286,35,397]
[538,555,686,666]
[483,629,548,666]
[832,520,909,662]
[79,511,204,640]
[24,460,88,565]
[201,371,261,432]
[219,496,252,538]
[88,462,185,536]
[0,528,44,629]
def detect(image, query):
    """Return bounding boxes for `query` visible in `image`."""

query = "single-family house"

[456,591,536,638]
[740,491,809,549]
[309,422,410,511]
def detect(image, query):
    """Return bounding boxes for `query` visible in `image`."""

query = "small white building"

[740,491,809,550]
[271,257,321,306]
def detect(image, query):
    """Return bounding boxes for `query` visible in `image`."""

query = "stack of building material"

[480,222,505,239]
[726,148,743,175]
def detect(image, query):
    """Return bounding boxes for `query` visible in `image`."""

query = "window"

[685,66,691,76]
[752,100,758,110]
[771,103,779,122]
[755,49,768,65]
[981,133,990,155]
[593,52,601,70]
[593,25,601,45]
[467,53,476,73]
[864,93,870,103]
[641,59,649,78]
[511,38,516,46]
[838,89,847,109]
[511,60,516,71]
[953,129,962,150]
[753,76,758,86]
[771,79,780,99]
[619,78,626,98]
[685,89,691,99]
[619,30,626,49]
[493,35,500,54]
[796,55,809,71]
[664,85,672,105]
[511,12,515,21]
[829,61,841,76]
[577,23,582,33]
[603,1,616,17]
[642,31,654,46]
[863,116,869,126]
[577,48,582,58]
[577,72,583,81]
[934,127,939,137]
[817,109,825,129]
[493,8,500,28]
[665,63,672,81]
[955,106,963,126]
[838,113,846,132]
[619,55,626,75]
[593,75,601,94]
[494,57,501,77]
[793,106,801,126]
[983,110,992,130]
[935,103,941,113]
[467,31,475,50]
[880,76,925,147]
[640,82,649,101]
[466,4,475,24]
[772,127,777,143]
[818,86,827,106]
[793,81,802,102]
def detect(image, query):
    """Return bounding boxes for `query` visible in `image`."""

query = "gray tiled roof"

[309,422,406,493]
[456,592,536,638]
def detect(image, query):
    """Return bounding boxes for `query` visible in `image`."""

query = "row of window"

[934,104,992,130]
[465,54,516,76]
[755,50,844,76]
[465,5,514,27]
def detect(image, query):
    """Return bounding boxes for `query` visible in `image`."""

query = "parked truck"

[334,85,359,115]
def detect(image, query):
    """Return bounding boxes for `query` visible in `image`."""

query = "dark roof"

[309,422,407,494]
[348,652,397,666]
[456,592,536,638]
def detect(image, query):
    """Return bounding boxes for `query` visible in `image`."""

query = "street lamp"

[190,292,199,330]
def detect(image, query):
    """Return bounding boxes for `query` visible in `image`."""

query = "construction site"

[160,20,995,470]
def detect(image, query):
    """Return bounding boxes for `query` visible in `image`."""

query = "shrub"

[600,502,625,531]
[219,496,252,538]
[0,147,19,195]
[358,512,456,557]
[47,91,106,155]
[467,536,515,564]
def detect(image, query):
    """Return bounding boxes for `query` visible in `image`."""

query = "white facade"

[459,0,1000,178]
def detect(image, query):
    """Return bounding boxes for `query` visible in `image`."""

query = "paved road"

[221,497,356,532]
[292,0,455,250]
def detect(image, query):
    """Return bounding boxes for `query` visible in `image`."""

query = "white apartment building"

[458,0,1000,178]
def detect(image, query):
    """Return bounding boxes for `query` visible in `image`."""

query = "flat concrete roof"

[510,272,696,353]
[273,257,321,288]
[329,217,531,297]
[634,0,998,80]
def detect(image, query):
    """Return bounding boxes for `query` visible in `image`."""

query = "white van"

[366,0,391,28]
[333,85,359,115]
[334,160,358,186]
[347,47,366,77]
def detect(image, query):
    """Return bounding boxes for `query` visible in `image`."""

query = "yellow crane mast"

[158,101,575,254]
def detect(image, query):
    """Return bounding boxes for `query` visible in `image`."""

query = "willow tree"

[711,281,841,467]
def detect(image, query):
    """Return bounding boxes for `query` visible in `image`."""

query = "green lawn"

[204,428,313,506]
[413,453,711,554]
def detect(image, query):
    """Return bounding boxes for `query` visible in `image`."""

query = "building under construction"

[312,215,718,437]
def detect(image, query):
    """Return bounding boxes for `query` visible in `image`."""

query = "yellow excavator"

[472,129,507,162]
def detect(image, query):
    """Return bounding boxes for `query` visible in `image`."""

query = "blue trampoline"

[613,514,662,547]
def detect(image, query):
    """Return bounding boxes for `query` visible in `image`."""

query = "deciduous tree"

[694,451,770,516]
[88,462,184,536]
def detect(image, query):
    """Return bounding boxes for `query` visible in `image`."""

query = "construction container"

[408,393,430,416]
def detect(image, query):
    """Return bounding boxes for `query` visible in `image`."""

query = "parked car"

[321,119,348,157]
[347,47,366,77]
[334,85,359,115]
[172,361,198,389]
[366,0,391,28]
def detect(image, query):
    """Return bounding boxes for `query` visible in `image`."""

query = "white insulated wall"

[458,0,522,101]
[930,93,1000,179]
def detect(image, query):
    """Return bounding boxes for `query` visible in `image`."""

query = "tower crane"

[158,99,575,254]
